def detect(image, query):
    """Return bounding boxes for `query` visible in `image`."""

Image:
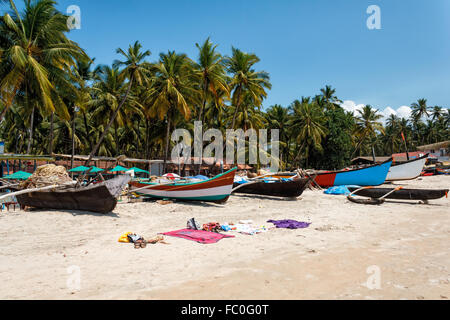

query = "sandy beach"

[0,175,448,300]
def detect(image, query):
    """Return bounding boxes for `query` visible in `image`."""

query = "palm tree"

[225,47,271,129]
[83,41,150,167]
[87,65,143,155]
[384,114,401,154]
[352,105,384,157]
[227,93,265,131]
[444,109,450,129]
[265,104,290,169]
[411,98,430,120]
[0,0,87,130]
[288,100,327,167]
[431,106,443,121]
[320,85,342,110]
[146,51,200,171]
[194,38,229,123]
[70,58,97,154]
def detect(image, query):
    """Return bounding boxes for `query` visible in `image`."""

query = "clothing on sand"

[161,229,234,244]
[267,219,311,229]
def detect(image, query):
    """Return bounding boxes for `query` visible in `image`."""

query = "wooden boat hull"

[386,154,428,181]
[232,178,310,198]
[314,159,393,187]
[16,175,130,214]
[347,187,449,200]
[129,168,236,202]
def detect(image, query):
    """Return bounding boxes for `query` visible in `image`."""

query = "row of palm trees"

[0,0,448,172]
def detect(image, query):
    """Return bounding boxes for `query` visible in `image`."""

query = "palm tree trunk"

[145,118,149,159]
[48,112,54,155]
[83,112,93,151]
[163,115,172,173]
[27,106,35,155]
[0,105,9,123]
[136,118,141,157]
[114,122,119,156]
[293,141,306,168]
[71,112,76,170]
[351,132,368,158]
[231,86,242,129]
[198,79,208,122]
[82,77,133,168]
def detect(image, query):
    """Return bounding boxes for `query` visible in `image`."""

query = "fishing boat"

[129,168,237,203]
[385,154,428,181]
[232,178,310,198]
[313,159,393,188]
[348,186,448,201]
[13,175,130,214]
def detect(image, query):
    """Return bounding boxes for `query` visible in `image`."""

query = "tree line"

[0,0,448,171]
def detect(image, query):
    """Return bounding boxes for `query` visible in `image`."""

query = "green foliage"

[309,107,355,170]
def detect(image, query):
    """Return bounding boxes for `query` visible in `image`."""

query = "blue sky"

[8,0,450,116]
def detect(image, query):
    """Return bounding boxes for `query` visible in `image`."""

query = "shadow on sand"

[231,194,299,201]
[24,207,119,217]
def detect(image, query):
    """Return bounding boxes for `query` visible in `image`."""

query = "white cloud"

[339,100,413,124]
[396,106,412,119]
[340,100,365,114]
[383,107,397,117]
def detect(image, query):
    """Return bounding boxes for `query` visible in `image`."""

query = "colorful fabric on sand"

[202,222,222,232]
[118,232,133,243]
[232,223,270,235]
[267,219,311,229]
[161,229,234,244]
[324,186,351,195]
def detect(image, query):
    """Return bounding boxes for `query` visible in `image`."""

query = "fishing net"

[20,164,73,189]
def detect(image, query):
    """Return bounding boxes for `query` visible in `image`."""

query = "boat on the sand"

[129,168,237,203]
[385,153,428,181]
[347,186,448,201]
[232,178,310,198]
[14,175,131,213]
[313,159,393,188]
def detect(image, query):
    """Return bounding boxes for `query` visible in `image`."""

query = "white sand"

[0,175,448,300]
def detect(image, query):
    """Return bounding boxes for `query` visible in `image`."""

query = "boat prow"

[386,153,428,181]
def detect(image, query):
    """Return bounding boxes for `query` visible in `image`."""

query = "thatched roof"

[52,154,163,164]
[417,141,450,151]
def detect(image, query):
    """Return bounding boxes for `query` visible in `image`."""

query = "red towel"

[161,229,234,244]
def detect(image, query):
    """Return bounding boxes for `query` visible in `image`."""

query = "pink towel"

[161,229,234,244]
